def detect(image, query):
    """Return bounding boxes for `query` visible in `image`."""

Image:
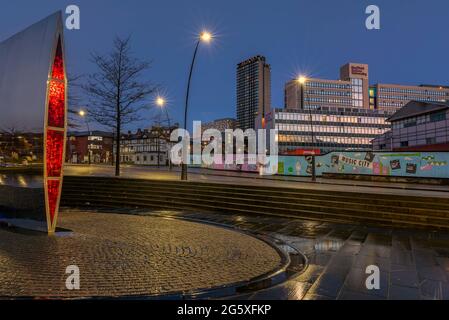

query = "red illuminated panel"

[51,38,64,80]
[47,80,65,127]
[47,180,60,225]
[46,129,64,177]
[45,36,66,233]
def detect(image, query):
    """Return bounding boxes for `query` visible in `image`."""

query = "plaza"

[1,3,449,303]
[59,165,449,299]
[1,202,449,299]
[0,209,287,298]
[1,164,448,299]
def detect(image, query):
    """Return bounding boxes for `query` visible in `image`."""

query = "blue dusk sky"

[1,0,449,131]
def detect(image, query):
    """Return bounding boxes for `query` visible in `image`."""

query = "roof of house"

[121,127,172,140]
[68,131,113,138]
[387,101,449,122]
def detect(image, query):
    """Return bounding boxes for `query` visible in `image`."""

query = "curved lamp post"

[181,31,213,181]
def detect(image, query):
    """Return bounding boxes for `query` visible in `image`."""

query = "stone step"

[61,194,448,230]
[61,176,449,229]
[62,185,449,217]
[63,175,449,203]
[61,192,449,230]
[63,177,449,210]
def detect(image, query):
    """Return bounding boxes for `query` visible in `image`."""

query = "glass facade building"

[285,63,370,111]
[370,84,449,115]
[280,62,449,154]
[265,107,390,154]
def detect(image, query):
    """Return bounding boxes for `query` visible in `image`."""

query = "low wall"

[204,151,449,179]
[0,185,45,220]
[322,173,449,185]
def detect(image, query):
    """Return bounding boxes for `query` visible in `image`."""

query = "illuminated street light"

[296,75,316,182]
[200,31,213,43]
[181,30,214,181]
[154,96,170,126]
[79,108,92,165]
[298,75,307,84]
[154,95,172,170]
[156,96,166,107]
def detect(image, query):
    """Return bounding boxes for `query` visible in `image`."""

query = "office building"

[236,55,271,130]
[373,101,449,151]
[263,106,390,154]
[285,62,449,117]
[279,61,449,153]
[285,63,369,110]
[369,84,449,115]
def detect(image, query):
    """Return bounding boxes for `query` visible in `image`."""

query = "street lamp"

[156,96,171,128]
[200,31,212,43]
[297,76,316,182]
[155,96,172,170]
[156,96,165,107]
[79,109,92,165]
[181,30,213,181]
[298,76,307,85]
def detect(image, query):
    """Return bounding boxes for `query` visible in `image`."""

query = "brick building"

[66,131,113,164]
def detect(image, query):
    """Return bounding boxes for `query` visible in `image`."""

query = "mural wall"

[204,152,449,179]
[277,152,449,178]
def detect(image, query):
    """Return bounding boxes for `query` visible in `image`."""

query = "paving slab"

[0,211,283,298]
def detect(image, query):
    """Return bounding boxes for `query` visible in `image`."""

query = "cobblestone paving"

[158,210,449,300]
[0,211,282,298]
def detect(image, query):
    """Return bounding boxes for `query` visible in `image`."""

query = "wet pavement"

[0,210,283,298]
[147,209,449,300]
[0,174,43,188]
[2,207,449,299]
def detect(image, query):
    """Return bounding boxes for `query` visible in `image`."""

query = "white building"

[261,107,390,154]
[117,126,175,166]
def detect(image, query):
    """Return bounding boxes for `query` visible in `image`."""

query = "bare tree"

[82,36,157,176]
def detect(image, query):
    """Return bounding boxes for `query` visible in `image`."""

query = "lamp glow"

[298,76,307,84]
[200,31,212,43]
[156,96,166,107]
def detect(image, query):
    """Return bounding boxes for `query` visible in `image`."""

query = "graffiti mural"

[205,152,449,179]
[275,152,449,178]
